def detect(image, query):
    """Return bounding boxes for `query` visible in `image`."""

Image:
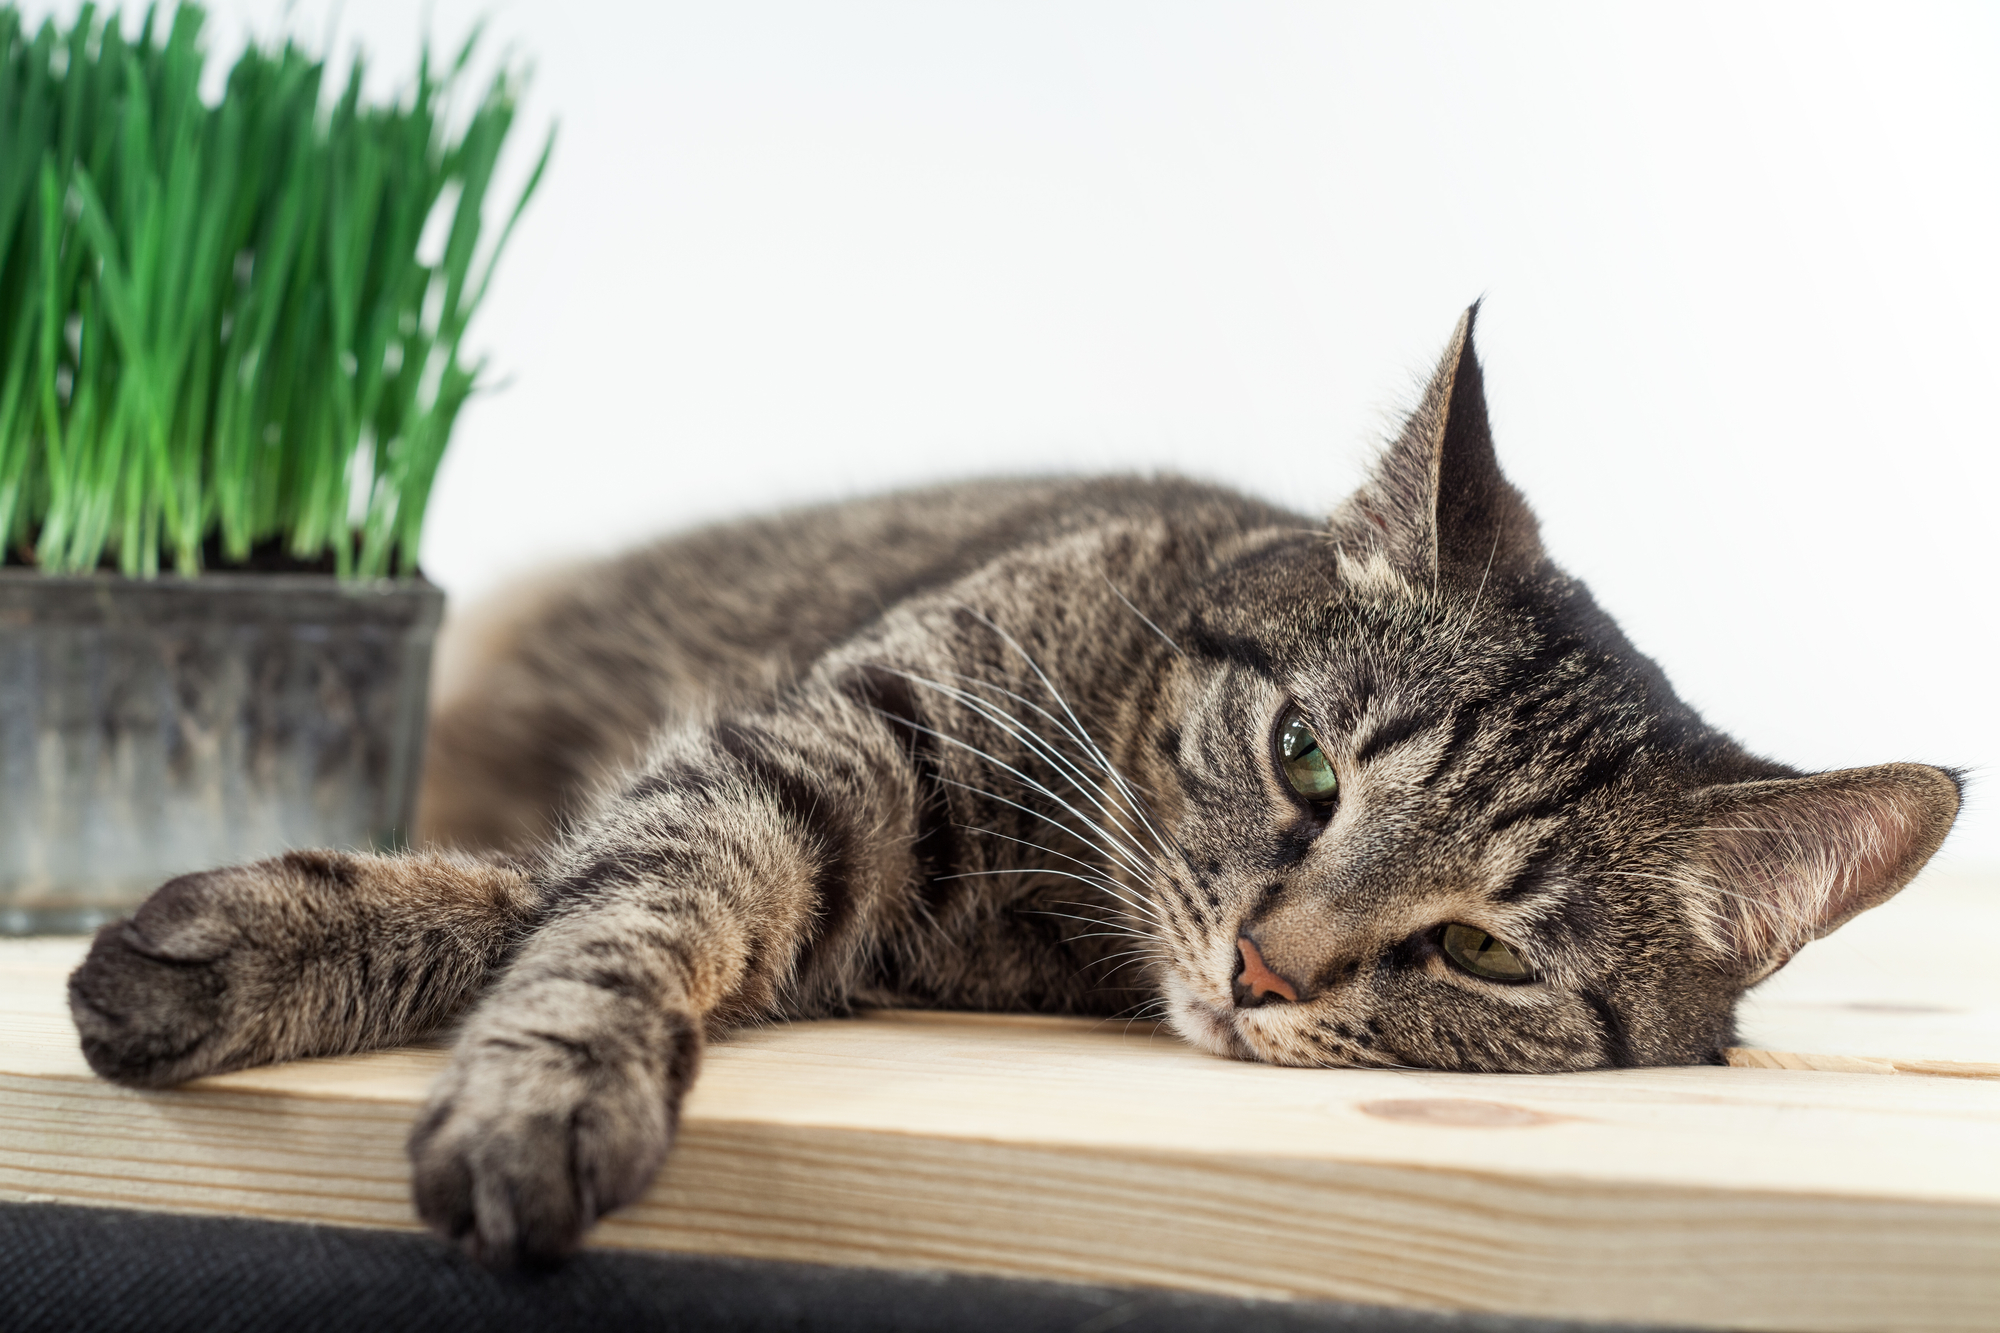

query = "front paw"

[68,868,252,1087]
[409,1003,703,1266]
[67,850,384,1087]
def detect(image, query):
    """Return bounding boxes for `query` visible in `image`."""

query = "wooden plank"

[4,868,1998,1331]
[1726,1047,2000,1079]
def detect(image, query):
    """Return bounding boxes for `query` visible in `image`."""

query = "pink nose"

[1234,936,1299,1007]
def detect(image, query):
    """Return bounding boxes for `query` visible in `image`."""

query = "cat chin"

[1161,975,1255,1061]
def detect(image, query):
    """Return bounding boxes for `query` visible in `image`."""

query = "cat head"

[1141,307,1960,1071]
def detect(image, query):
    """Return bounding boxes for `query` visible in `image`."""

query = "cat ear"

[1331,303,1545,586]
[1685,763,1961,978]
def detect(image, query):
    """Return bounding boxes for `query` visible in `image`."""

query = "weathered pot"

[0,571,443,934]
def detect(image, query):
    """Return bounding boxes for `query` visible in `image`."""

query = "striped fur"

[69,307,1961,1264]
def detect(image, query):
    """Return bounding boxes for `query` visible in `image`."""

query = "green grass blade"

[5,1,546,580]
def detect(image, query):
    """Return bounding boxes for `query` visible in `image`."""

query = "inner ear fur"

[1330,303,1546,587]
[1686,762,1961,973]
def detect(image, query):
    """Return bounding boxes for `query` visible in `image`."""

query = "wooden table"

[4,869,1996,1332]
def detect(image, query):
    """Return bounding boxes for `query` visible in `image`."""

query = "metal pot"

[0,571,443,934]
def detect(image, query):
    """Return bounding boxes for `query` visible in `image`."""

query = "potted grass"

[0,3,550,932]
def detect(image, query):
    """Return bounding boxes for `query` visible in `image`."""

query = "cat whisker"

[962,830,1182,936]
[1091,996,1174,1033]
[960,824,1168,920]
[950,686,1162,843]
[884,667,1180,870]
[1049,929,1156,947]
[884,668,1110,790]
[926,668,1106,766]
[1052,933,1173,971]
[1102,575,1184,657]
[933,667,1186,868]
[887,672,1159,861]
[954,805,1158,918]
[961,827,1146,892]
[903,724,1162,890]
[1045,897,1152,926]
[1023,909,1152,941]
[937,867,1126,892]
[941,778,1164,923]
[1014,912,1165,982]
[938,868,1148,919]
[1095,949,1170,981]
[929,668,1166,801]
[956,608,1176,848]
[870,671,1148,850]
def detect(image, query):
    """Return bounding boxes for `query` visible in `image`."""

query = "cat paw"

[67,868,254,1087]
[67,851,383,1086]
[408,1008,703,1266]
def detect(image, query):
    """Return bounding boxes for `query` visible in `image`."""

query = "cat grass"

[0,2,551,579]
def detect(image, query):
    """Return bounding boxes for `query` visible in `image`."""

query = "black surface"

[0,1201,1686,1333]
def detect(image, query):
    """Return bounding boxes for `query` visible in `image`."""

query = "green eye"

[1276,709,1339,803]
[1440,923,1534,983]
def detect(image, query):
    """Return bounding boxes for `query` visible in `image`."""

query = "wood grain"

[3,869,1997,1332]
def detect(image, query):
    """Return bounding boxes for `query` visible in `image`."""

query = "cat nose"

[1232,936,1300,1007]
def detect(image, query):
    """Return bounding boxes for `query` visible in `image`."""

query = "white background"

[23,2,2000,866]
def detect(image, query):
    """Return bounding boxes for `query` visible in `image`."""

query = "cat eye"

[1276,708,1339,804]
[1439,923,1534,983]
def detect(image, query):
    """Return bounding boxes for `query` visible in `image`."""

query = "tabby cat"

[68,309,1960,1265]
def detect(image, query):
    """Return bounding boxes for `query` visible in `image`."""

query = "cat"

[67,307,1961,1267]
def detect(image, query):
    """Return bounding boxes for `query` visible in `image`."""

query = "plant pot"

[0,571,444,935]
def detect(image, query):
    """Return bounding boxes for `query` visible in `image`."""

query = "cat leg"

[68,849,538,1088]
[408,690,923,1266]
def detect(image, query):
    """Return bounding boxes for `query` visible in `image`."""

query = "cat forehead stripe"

[1351,714,1433,766]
